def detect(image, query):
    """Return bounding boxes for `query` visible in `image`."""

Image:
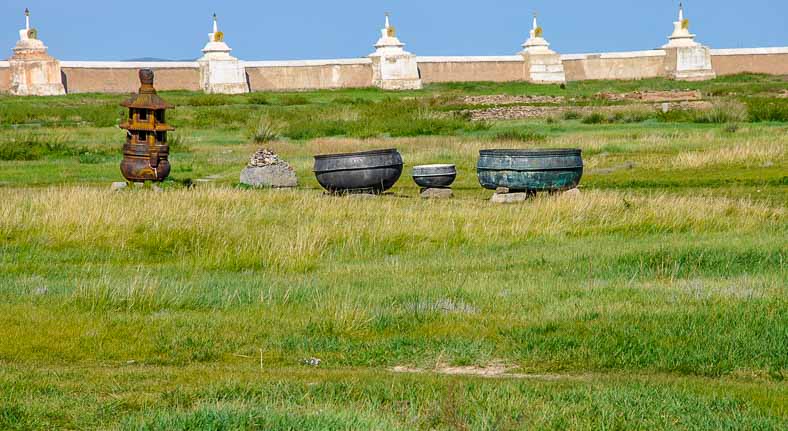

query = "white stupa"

[521,13,554,54]
[198,13,249,94]
[519,13,565,84]
[662,3,715,81]
[368,13,422,90]
[663,2,699,48]
[9,8,65,96]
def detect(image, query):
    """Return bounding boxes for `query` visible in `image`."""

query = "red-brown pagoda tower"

[119,69,174,182]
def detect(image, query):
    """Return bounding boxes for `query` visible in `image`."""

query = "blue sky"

[1,1,786,60]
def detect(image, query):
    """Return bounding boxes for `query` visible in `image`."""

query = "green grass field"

[0,74,786,430]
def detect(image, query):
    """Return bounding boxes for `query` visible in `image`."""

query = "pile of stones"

[248,148,283,167]
[240,148,298,188]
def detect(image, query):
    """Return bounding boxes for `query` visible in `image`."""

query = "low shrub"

[279,95,310,106]
[492,129,546,142]
[658,100,750,124]
[247,93,270,105]
[331,96,372,105]
[168,133,191,152]
[746,98,788,122]
[581,112,606,124]
[0,103,121,127]
[192,107,254,129]
[248,115,283,143]
[562,111,581,120]
[0,133,72,160]
[0,132,114,161]
[77,150,109,164]
[693,101,748,124]
[188,94,228,107]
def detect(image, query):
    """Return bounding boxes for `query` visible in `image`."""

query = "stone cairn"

[240,148,298,188]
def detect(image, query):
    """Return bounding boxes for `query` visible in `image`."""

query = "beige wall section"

[561,51,667,81]
[0,62,10,92]
[245,60,373,91]
[417,57,524,83]
[2,48,787,94]
[60,62,200,93]
[711,48,788,76]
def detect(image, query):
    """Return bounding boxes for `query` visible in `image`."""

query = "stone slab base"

[10,82,65,96]
[240,165,297,188]
[670,69,717,81]
[110,182,128,191]
[9,57,66,96]
[204,82,249,94]
[420,188,453,199]
[522,53,566,84]
[374,79,423,90]
[491,188,580,203]
[491,192,530,204]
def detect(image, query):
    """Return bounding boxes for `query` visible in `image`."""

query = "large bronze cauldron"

[477,149,583,192]
[313,149,403,194]
[119,69,174,182]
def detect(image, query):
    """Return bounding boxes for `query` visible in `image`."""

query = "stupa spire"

[213,13,218,34]
[678,2,684,21]
[532,12,538,31]
[385,12,390,29]
[25,8,30,30]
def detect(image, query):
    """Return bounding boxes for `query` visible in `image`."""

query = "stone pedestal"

[240,165,297,188]
[199,56,248,94]
[519,15,565,84]
[369,14,422,90]
[663,46,716,81]
[521,52,566,84]
[198,15,249,94]
[9,16,65,96]
[420,188,453,199]
[491,191,530,204]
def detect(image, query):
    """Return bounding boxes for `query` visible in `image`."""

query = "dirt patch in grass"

[596,90,703,102]
[391,362,590,380]
[466,101,714,121]
[461,94,566,106]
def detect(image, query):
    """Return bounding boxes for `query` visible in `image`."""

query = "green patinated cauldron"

[477,149,583,192]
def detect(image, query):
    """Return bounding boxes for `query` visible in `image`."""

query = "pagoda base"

[370,54,422,90]
[199,59,249,94]
[664,46,716,82]
[373,78,423,91]
[521,52,566,84]
[9,57,66,96]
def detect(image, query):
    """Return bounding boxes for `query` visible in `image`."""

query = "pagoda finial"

[212,13,218,34]
[25,8,30,30]
[679,2,684,21]
[385,12,390,29]
[533,11,538,30]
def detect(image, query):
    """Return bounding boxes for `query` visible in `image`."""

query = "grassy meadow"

[0,74,787,430]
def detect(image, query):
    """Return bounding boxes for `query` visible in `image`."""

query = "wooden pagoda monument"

[119,69,174,182]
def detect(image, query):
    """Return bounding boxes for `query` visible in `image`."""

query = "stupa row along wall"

[2,7,787,94]
[1,47,785,94]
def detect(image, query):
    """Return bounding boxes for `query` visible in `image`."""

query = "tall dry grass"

[1,187,782,276]
[671,140,785,168]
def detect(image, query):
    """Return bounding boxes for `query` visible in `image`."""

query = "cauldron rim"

[480,148,581,157]
[314,148,399,159]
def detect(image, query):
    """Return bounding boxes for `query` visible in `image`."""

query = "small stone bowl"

[412,164,457,188]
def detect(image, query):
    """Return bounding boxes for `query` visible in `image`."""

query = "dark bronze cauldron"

[119,69,174,182]
[313,149,403,194]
